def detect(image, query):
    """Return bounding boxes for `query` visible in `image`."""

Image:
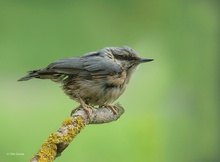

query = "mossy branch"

[30,103,124,162]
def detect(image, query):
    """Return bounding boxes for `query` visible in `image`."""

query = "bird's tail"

[18,70,41,81]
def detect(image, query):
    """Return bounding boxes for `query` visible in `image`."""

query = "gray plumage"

[18,46,153,106]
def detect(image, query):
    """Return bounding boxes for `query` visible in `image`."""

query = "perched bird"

[18,46,153,113]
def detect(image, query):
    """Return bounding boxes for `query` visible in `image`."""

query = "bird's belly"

[63,79,126,106]
[78,80,124,106]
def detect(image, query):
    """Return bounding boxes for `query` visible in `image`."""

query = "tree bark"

[30,103,124,162]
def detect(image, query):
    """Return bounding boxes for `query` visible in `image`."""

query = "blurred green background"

[1,1,219,162]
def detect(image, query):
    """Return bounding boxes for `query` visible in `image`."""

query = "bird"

[18,46,153,114]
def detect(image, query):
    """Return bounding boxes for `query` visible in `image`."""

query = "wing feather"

[44,51,122,76]
[82,56,122,75]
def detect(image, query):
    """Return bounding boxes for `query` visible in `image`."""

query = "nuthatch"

[18,46,153,113]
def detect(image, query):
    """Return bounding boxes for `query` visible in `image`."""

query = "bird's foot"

[104,104,119,115]
[71,94,94,122]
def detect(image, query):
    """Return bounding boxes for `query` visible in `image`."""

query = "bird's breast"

[106,70,126,86]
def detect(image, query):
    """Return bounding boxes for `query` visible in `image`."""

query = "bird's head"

[107,46,153,72]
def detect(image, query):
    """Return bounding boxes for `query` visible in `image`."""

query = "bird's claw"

[75,94,94,122]
[104,105,119,115]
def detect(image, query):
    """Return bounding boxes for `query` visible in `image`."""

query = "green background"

[1,1,219,162]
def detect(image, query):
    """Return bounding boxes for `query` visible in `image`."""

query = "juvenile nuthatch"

[18,46,153,113]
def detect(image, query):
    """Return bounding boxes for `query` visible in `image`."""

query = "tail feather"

[18,70,40,81]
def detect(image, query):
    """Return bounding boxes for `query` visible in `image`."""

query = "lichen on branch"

[30,103,124,162]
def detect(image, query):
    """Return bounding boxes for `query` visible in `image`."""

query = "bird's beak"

[138,58,154,63]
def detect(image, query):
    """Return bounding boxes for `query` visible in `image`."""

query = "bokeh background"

[1,1,219,162]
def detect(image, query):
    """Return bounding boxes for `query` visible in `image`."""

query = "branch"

[30,103,124,162]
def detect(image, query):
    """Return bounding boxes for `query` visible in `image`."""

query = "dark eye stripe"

[114,54,137,61]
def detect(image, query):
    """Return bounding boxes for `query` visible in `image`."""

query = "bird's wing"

[45,57,84,75]
[81,55,122,76]
[42,51,122,77]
